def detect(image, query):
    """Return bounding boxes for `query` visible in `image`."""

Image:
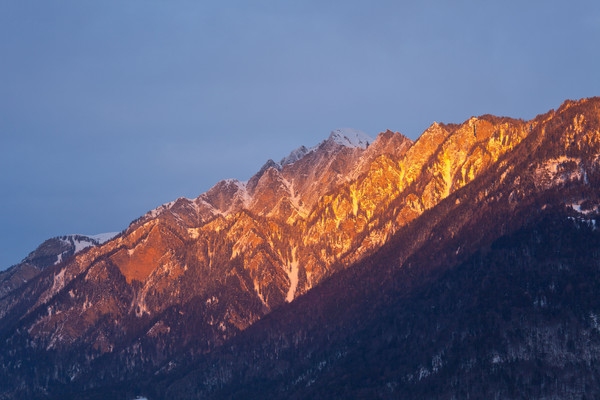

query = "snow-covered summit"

[141,128,375,222]
[87,232,119,244]
[51,232,119,265]
[279,128,373,167]
[280,145,314,166]
[63,232,119,251]
[328,128,374,149]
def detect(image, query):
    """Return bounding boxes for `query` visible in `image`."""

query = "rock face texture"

[1,98,600,399]
[0,233,116,300]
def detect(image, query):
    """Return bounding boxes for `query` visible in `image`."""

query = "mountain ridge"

[0,232,118,300]
[1,97,599,399]
[148,96,600,399]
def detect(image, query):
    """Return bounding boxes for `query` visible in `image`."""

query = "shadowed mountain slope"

[1,97,599,399]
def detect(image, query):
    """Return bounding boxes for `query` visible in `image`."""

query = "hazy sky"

[1,0,599,269]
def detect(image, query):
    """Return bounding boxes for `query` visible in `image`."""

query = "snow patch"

[278,127,372,168]
[569,202,597,215]
[50,268,66,297]
[145,199,177,219]
[72,238,94,253]
[132,284,152,317]
[88,232,119,244]
[280,145,314,166]
[196,196,221,215]
[285,247,300,302]
[232,180,251,208]
[254,279,268,307]
[418,366,430,380]
[54,233,115,261]
[62,233,114,254]
[280,177,308,216]
[54,252,64,265]
[542,156,578,174]
[534,157,588,189]
[328,128,374,149]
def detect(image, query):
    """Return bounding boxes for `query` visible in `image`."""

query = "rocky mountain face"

[1,98,599,399]
[0,233,117,300]
[147,98,600,400]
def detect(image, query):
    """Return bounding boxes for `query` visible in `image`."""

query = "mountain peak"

[327,128,374,149]
[280,145,312,166]
[557,96,600,113]
[4,98,600,398]
[76,232,119,245]
[280,128,373,167]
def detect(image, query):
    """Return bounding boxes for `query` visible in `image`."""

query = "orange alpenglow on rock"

[3,97,599,371]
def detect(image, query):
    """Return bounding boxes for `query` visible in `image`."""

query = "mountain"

[151,98,600,400]
[0,233,118,300]
[1,98,599,399]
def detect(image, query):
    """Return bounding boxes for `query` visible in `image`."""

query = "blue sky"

[1,0,599,268]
